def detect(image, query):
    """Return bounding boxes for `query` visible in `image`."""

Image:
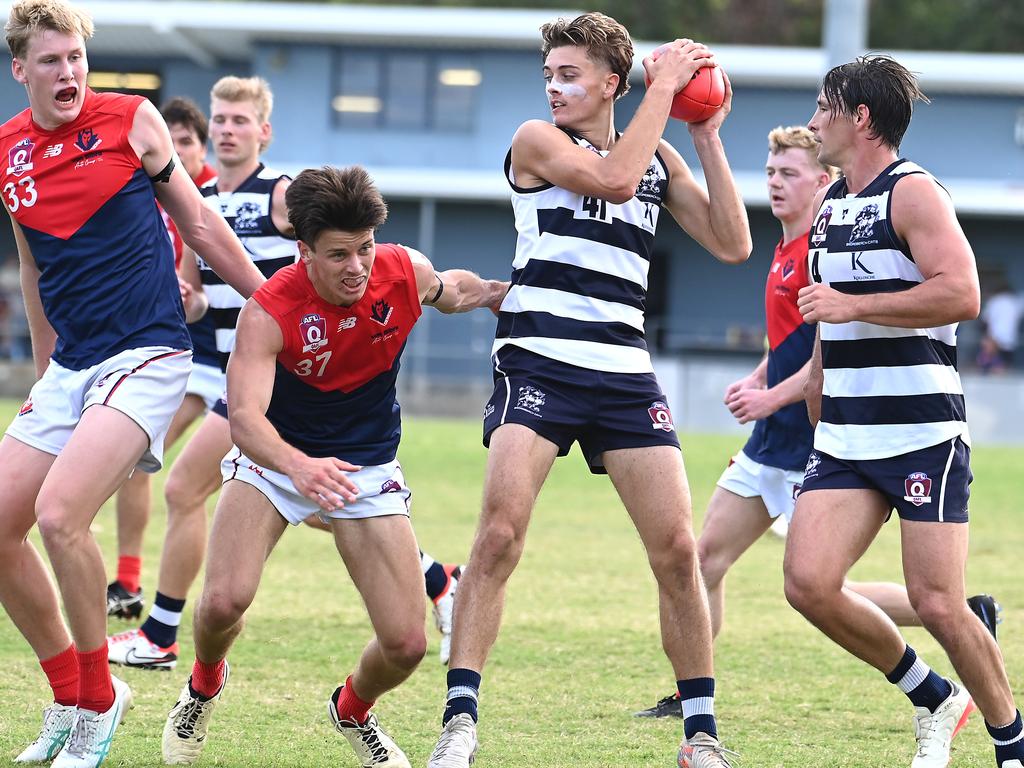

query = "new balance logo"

[43,143,64,158]
[338,316,357,331]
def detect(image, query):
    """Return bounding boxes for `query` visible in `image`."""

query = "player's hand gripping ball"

[645,43,726,123]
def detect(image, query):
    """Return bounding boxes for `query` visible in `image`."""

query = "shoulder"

[254,262,302,307]
[92,90,146,114]
[0,108,32,143]
[512,120,574,150]
[890,171,952,220]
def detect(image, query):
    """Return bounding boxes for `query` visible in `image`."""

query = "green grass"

[1,402,1022,767]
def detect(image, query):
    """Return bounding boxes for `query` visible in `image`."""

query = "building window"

[87,70,161,102]
[332,49,478,132]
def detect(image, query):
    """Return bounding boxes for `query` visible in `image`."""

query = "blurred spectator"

[977,279,1024,374]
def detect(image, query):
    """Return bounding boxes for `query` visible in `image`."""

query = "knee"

[195,589,248,632]
[649,529,699,585]
[908,590,959,634]
[35,497,85,551]
[164,471,206,514]
[474,514,527,570]
[783,560,830,618]
[696,538,729,588]
[378,629,427,671]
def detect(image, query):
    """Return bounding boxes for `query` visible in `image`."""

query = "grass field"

[0,401,1021,767]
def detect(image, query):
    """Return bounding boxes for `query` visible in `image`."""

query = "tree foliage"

[309,0,1023,52]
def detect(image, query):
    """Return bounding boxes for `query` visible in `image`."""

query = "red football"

[645,43,726,123]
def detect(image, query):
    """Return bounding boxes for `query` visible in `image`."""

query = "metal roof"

[3,1,1024,94]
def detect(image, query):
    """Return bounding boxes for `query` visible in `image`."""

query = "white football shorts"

[221,449,412,525]
[717,449,805,522]
[184,362,225,412]
[6,346,192,473]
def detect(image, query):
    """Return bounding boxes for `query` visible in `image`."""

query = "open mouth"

[56,87,76,105]
[341,276,366,290]
[550,100,566,110]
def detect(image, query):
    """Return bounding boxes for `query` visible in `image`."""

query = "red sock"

[191,658,226,699]
[117,556,142,593]
[77,644,113,713]
[336,675,375,724]
[40,645,78,706]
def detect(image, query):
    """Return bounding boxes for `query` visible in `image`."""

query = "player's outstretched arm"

[408,247,509,315]
[227,300,360,511]
[9,214,56,377]
[659,76,751,266]
[128,99,265,299]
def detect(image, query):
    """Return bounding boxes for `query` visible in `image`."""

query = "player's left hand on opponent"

[797,283,856,324]
[725,386,778,424]
[289,455,362,513]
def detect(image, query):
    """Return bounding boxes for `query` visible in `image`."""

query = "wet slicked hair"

[821,54,928,152]
[5,0,93,59]
[286,166,388,246]
[161,96,208,146]
[768,125,839,180]
[540,12,633,100]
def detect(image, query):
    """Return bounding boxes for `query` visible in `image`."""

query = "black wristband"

[149,157,175,184]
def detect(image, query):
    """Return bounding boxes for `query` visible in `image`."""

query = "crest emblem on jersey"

[370,299,393,326]
[634,163,664,204]
[810,205,832,246]
[299,313,328,353]
[648,401,674,432]
[903,472,933,506]
[6,137,34,176]
[782,258,795,281]
[849,203,879,243]
[74,128,102,153]
[233,201,262,231]
[514,385,546,416]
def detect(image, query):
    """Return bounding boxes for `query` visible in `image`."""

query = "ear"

[297,240,312,263]
[259,121,272,147]
[604,72,619,100]
[854,103,871,130]
[11,58,27,85]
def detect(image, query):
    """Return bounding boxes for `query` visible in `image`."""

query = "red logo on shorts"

[648,401,674,432]
[17,397,33,416]
[381,479,402,494]
[903,472,932,506]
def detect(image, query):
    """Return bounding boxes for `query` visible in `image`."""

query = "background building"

[2,1,1023,437]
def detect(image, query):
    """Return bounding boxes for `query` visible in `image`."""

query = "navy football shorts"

[482,345,680,475]
[800,436,972,523]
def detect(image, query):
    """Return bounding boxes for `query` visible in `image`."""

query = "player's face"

[209,98,269,168]
[300,227,377,307]
[12,30,88,130]
[542,46,615,128]
[808,90,855,168]
[765,148,828,225]
[169,123,207,180]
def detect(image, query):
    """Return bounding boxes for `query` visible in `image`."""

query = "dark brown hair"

[540,12,633,99]
[286,166,388,246]
[161,97,208,146]
[821,54,929,152]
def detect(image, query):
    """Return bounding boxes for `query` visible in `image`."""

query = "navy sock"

[423,559,448,602]
[140,592,186,648]
[885,645,952,712]
[988,710,1024,765]
[678,677,717,740]
[443,668,481,725]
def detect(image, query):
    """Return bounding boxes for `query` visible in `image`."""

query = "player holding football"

[428,12,750,768]
[106,96,220,623]
[787,54,1024,768]
[160,165,507,767]
[0,2,264,765]
[635,125,1002,720]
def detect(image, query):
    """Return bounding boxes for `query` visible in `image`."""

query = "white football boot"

[107,628,178,670]
[427,713,478,768]
[15,703,76,762]
[162,662,230,765]
[51,676,133,768]
[327,686,410,767]
[911,681,974,768]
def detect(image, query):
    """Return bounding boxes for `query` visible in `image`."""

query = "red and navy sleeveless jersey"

[163,163,218,367]
[252,244,423,464]
[1,89,189,370]
[742,233,816,471]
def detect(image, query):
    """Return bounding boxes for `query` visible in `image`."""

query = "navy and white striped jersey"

[808,159,969,460]
[494,130,670,373]
[198,164,297,371]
